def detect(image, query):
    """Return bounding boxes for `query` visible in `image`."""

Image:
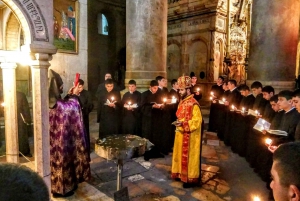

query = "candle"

[222,98,225,102]
[255,110,259,115]
[128,101,131,105]
[242,107,245,113]
[111,96,114,102]
[163,98,167,103]
[231,105,235,110]
[265,138,272,146]
[197,88,200,92]
[1,102,4,107]
[210,97,213,100]
[253,196,261,201]
[172,96,175,99]
[210,92,214,96]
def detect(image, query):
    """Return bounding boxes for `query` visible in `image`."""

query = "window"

[97,14,108,35]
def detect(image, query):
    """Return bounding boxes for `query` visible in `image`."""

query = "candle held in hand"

[111,96,114,102]
[265,138,272,146]
[231,105,235,110]
[197,88,200,92]
[253,196,261,201]
[163,98,167,103]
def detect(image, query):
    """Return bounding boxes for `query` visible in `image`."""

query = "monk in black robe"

[208,76,224,132]
[190,74,202,103]
[97,79,121,138]
[17,91,32,157]
[73,79,94,152]
[231,85,254,155]
[169,79,180,147]
[141,80,168,159]
[256,95,284,182]
[223,79,242,146]
[121,80,141,135]
[217,82,230,140]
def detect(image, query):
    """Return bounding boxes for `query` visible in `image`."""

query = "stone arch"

[167,39,181,80]
[3,0,50,44]
[2,0,30,44]
[167,39,182,48]
[187,37,209,81]
[6,12,21,50]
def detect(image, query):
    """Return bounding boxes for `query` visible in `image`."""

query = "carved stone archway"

[0,0,56,193]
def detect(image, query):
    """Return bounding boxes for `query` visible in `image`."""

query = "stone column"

[1,62,18,163]
[30,53,51,188]
[126,0,167,91]
[247,0,300,91]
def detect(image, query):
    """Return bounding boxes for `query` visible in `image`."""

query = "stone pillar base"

[246,80,295,93]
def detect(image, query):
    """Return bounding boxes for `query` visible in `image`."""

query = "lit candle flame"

[111,96,114,101]
[172,96,175,99]
[197,88,200,92]
[265,138,272,146]
[163,98,167,103]
[231,105,235,110]
[1,102,4,107]
[222,98,225,102]
[210,97,213,100]
[128,101,131,105]
[253,196,261,201]
[211,92,214,95]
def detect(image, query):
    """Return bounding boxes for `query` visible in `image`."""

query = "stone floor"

[1,107,270,201]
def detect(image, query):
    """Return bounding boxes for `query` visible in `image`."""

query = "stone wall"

[167,0,227,100]
[87,0,126,97]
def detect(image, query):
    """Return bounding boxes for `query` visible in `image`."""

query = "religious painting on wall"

[53,0,78,54]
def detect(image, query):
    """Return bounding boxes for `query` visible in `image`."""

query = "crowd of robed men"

[96,73,204,188]
[208,77,300,199]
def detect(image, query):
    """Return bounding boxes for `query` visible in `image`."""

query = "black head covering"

[48,69,63,108]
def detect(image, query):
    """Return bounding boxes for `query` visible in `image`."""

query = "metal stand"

[117,159,123,190]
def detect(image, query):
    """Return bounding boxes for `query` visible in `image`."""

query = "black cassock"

[244,93,269,165]
[78,89,94,152]
[121,91,142,135]
[168,89,179,147]
[141,90,171,155]
[191,84,202,102]
[262,101,275,123]
[97,89,121,138]
[17,91,32,155]
[230,94,255,155]
[253,93,268,114]
[224,88,243,146]
[208,84,224,132]
[256,110,285,182]
[217,90,231,140]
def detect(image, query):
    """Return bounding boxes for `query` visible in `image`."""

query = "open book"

[248,109,259,116]
[253,118,288,136]
[218,100,225,104]
[267,130,288,136]
[124,103,138,108]
[253,118,271,132]
[104,99,116,105]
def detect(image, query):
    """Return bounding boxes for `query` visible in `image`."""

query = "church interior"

[0,0,299,200]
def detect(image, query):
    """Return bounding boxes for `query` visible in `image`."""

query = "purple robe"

[49,96,91,195]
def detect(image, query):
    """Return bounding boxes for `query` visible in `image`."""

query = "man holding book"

[97,78,121,139]
[171,75,203,188]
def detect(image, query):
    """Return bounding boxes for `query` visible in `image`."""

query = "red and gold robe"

[171,94,202,183]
